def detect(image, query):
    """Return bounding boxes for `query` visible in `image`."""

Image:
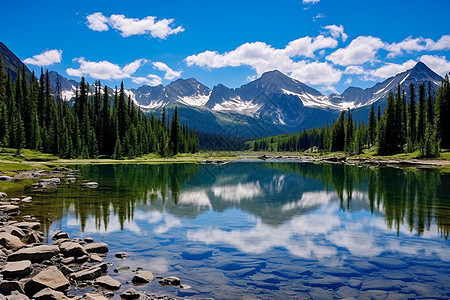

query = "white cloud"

[303,0,320,4]
[86,12,185,39]
[152,62,182,80]
[344,78,352,85]
[370,60,417,79]
[284,35,338,58]
[326,36,385,66]
[323,25,348,42]
[343,65,365,75]
[185,37,342,86]
[313,13,326,21]
[86,12,109,31]
[23,49,63,66]
[66,57,147,80]
[385,35,450,58]
[419,55,450,77]
[132,74,162,86]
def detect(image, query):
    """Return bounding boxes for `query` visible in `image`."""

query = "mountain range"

[0,42,443,138]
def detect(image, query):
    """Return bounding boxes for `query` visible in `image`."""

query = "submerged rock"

[181,248,213,260]
[81,182,98,189]
[114,252,131,259]
[360,279,405,291]
[159,276,180,286]
[120,288,140,300]
[368,257,409,270]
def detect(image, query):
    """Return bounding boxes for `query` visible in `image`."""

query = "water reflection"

[25,162,450,241]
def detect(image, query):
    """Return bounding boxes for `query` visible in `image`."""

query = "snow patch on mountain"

[178,91,211,106]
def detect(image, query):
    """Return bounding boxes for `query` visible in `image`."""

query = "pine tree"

[408,83,417,151]
[368,105,376,148]
[417,83,426,146]
[0,53,7,102]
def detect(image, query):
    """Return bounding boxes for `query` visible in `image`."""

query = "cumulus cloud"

[132,74,162,86]
[323,25,348,42]
[86,12,109,31]
[385,35,450,58]
[185,37,342,86]
[152,62,182,80]
[303,0,320,4]
[86,12,184,39]
[23,49,63,66]
[326,36,385,66]
[343,65,365,75]
[370,60,417,79]
[66,57,148,80]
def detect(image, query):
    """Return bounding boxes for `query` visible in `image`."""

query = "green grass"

[0,148,58,162]
[0,179,35,197]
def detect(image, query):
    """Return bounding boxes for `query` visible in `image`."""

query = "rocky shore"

[0,168,186,300]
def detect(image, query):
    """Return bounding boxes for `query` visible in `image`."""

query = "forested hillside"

[0,55,199,159]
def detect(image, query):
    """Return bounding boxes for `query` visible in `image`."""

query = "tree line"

[0,55,199,159]
[250,75,450,158]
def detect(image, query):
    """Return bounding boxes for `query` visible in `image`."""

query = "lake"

[20,161,450,299]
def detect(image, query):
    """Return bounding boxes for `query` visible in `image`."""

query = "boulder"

[113,265,130,273]
[33,288,69,300]
[59,242,87,257]
[22,231,43,244]
[24,266,69,295]
[89,254,103,263]
[8,245,59,263]
[159,276,180,286]
[75,255,89,264]
[0,192,8,198]
[131,271,154,284]
[0,233,26,250]
[0,205,19,216]
[69,266,103,281]
[120,288,140,300]
[95,276,121,290]
[52,231,70,240]
[83,237,94,243]
[0,226,25,239]
[13,222,41,231]
[1,260,32,279]
[83,243,108,254]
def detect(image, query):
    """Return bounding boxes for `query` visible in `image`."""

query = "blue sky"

[1,0,450,93]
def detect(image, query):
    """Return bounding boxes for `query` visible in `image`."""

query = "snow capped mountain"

[341,62,442,108]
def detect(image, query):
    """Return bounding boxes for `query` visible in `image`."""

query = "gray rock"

[114,252,131,259]
[38,178,61,185]
[40,182,57,189]
[59,242,87,257]
[323,267,359,277]
[159,276,180,286]
[361,279,405,291]
[0,232,26,250]
[337,286,359,298]
[132,271,154,284]
[83,237,94,243]
[69,266,103,281]
[0,192,8,198]
[75,255,89,264]
[95,276,121,290]
[0,281,24,293]
[368,257,409,270]
[52,231,70,240]
[65,178,76,184]
[120,288,140,300]
[13,222,41,231]
[308,288,333,300]
[24,266,69,295]
[22,231,43,244]
[1,260,32,279]
[89,254,103,263]
[83,243,108,254]
[20,197,32,203]
[76,293,108,300]
[181,248,213,260]
[59,265,74,276]
[5,291,29,300]
[0,226,26,239]
[309,276,345,288]
[348,279,362,288]
[8,245,59,263]
[0,205,19,216]
[382,271,414,281]
[33,288,69,300]
[0,176,13,182]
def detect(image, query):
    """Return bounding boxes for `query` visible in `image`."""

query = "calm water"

[20,161,450,299]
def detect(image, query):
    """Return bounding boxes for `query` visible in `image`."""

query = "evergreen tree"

[417,83,426,145]
[408,83,417,151]
[368,105,376,148]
